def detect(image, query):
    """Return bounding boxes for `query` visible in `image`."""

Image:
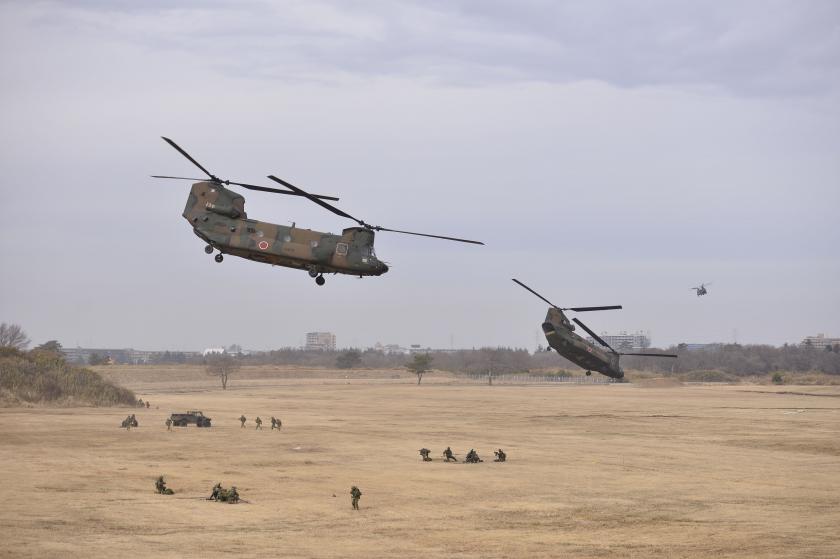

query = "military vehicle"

[154,137,483,285]
[691,282,711,296]
[170,410,212,427]
[513,279,677,379]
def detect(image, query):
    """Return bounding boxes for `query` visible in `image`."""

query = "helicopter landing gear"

[308,268,319,278]
[204,245,214,254]
[315,275,326,286]
[585,371,591,376]
[214,253,224,263]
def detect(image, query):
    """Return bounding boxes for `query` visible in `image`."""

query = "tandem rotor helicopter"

[691,282,712,297]
[153,138,483,285]
[513,279,677,379]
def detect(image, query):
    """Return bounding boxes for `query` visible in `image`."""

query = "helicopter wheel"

[204,245,213,254]
[308,268,319,278]
[214,253,224,263]
[315,275,326,286]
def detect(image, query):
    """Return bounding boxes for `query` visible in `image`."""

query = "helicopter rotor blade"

[373,226,484,245]
[618,352,679,358]
[572,317,616,354]
[161,137,218,181]
[511,279,558,308]
[230,181,339,201]
[151,175,210,181]
[268,175,363,224]
[564,305,623,312]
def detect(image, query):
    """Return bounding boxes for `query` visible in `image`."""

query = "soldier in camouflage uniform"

[239,415,247,428]
[465,449,483,463]
[155,476,174,495]
[350,486,362,510]
[255,417,262,430]
[419,448,432,461]
[494,449,507,462]
[443,446,457,462]
[165,418,172,431]
[208,482,222,501]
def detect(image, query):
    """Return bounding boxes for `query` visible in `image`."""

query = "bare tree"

[406,353,433,384]
[0,323,30,350]
[205,354,241,390]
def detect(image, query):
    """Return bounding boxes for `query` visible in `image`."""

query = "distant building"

[61,347,200,364]
[202,348,226,356]
[800,333,840,349]
[585,331,651,351]
[305,332,336,351]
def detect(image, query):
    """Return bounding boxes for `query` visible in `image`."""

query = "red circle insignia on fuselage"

[258,240,269,250]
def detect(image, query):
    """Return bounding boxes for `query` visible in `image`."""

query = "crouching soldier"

[419,448,432,461]
[208,482,222,501]
[443,446,457,462]
[494,448,507,462]
[465,449,483,463]
[155,476,174,495]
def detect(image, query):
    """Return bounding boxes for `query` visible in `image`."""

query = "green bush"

[771,372,784,385]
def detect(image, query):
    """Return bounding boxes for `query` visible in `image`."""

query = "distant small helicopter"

[154,138,483,285]
[691,282,712,297]
[513,279,677,379]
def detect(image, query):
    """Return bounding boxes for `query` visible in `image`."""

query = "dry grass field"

[1,366,839,558]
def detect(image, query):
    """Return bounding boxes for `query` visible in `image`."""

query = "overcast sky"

[1,0,838,351]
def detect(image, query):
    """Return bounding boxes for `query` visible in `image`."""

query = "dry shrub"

[0,348,136,406]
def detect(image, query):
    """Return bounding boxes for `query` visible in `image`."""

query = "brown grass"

[1,365,839,558]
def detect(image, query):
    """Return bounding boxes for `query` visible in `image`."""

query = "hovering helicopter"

[513,279,677,379]
[153,137,483,285]
[691,282,712,296]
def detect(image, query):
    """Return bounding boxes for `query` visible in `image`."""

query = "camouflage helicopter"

[691,282,712,296]
[154,138,483,285]
[513,279,677,379]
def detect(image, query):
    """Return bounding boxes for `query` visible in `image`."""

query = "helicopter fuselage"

[542,308,624,379]
[183,182,389,277]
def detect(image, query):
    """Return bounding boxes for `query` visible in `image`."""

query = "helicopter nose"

[379,263,389,274]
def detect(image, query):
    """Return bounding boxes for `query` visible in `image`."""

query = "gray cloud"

[15,0,840,95]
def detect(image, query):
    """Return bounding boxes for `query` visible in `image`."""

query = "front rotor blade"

[374,227,484,245]
[268,175,361,224]
[161,137,216,180]
[565,305,623,312]
[151,175,212,181]
[231,181,340,201]
[511,279,557,308]
[572,318,616,354]
[619,352,678,358]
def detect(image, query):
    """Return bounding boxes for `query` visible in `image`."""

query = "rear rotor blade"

[572,318,616,354]
[565,305,623,312]
[268,175,363,224]
[618,353,678,358]
[512,279,557,308]
[374,226,484,245]
[161,137,217,180]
